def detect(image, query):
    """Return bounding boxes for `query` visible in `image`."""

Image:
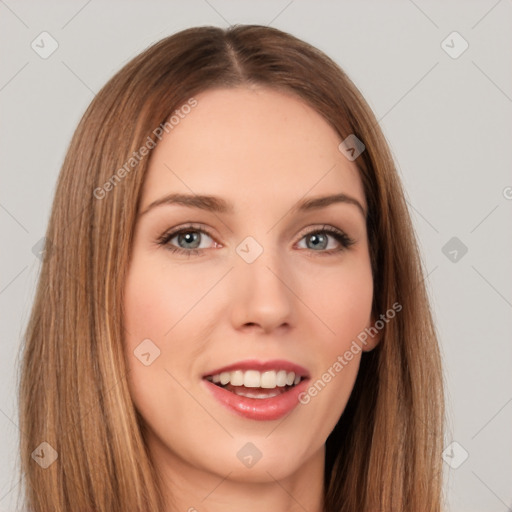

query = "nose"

[229,244,296,334]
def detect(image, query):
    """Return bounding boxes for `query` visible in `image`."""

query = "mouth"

[202,360,310,421]
[205,369,305,399]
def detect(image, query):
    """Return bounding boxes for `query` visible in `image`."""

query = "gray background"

[1,1,511,510]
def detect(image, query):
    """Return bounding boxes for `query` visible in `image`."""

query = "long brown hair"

[18,24,444,511]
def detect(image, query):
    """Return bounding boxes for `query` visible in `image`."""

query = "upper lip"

[203,359,310,379]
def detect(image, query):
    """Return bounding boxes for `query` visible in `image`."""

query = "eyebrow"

[139,192,366,218]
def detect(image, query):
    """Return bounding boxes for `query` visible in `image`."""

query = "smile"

[202,360,309,420]
[206,369,303,397]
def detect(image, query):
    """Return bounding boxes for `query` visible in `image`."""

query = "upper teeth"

[208,370,301,388]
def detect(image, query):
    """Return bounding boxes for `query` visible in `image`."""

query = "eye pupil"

[307,233,327,250]
[178,231,200,249]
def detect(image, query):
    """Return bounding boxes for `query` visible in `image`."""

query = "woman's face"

[123,87,378,486]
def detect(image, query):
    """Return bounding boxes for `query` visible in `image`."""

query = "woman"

[18,24,444,512]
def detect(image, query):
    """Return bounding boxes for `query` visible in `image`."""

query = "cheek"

[294,262,372,444]
[123,256,211,344]
[122,258,193,403]
[122,254,223,398]
[305,258,374,346]
[122,258,204,438]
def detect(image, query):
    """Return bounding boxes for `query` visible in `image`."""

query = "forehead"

[141,87,366,213]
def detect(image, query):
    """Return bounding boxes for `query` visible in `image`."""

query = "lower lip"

[203,378,309,421]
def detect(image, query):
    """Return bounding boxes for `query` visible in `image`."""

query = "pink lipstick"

[202,359,310,421]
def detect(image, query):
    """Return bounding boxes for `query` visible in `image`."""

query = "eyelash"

[155,223,355,258]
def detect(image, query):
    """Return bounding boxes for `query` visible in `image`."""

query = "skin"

[123,86,381,512]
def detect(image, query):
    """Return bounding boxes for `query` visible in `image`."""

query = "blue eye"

[156,223,355,257]
[156,223,216,257]
[297,226,355,254]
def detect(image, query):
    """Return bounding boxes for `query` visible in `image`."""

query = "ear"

[361,313,384,352]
